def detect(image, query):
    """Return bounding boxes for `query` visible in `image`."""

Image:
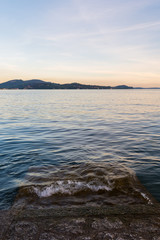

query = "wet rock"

[39,232,57,240]
[1,205,160,240]
[0,210,13,239]
[5,221,38,240]
[129,218,160,232]
[96,232,115,240]
[75,237,91,240]
[92,217,123,230]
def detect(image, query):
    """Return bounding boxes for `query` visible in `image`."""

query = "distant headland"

[0,79,133,89]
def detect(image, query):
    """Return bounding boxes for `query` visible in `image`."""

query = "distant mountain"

[0,79,111,89]
[0,79,61,89]
[134,87,160,89]
[60,82,111,89]
[112,85,133,89]
[0,79,133,89]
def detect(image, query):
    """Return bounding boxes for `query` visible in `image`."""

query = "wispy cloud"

[112,21,160,32]
[0,0,160,86]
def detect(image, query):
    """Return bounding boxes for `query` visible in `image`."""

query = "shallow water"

[15,162,154,209]
[0,89,160,209]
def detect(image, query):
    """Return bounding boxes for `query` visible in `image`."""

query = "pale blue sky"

[0,0,160,87]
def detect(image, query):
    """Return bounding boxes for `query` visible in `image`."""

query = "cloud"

[0,0,160,86]
[112,21,160,33]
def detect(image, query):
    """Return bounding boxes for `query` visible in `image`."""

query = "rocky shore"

[1,204,160,240]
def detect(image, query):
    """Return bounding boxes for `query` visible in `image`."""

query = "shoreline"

[1,204,160,239]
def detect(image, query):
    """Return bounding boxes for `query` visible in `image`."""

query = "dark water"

[0,90,160,209]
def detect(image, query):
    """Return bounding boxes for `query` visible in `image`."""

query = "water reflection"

[0,89,160,209]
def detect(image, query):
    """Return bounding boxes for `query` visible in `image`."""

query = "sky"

[0,0,160,87]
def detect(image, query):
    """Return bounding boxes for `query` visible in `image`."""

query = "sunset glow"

[0,0,160,87]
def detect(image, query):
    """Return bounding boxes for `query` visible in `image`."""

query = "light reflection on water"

[0,89,160,209]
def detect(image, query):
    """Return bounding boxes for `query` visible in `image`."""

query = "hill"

[112,85,133,89]
[0,79,133,89]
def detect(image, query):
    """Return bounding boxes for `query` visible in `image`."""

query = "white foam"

[141,192,153,205]
[32,180,112,198]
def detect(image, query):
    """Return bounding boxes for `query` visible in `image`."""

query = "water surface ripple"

[0,90,160,209]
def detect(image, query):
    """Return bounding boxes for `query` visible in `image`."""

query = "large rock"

[1,205,160,240]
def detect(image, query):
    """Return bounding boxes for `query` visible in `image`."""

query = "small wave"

[14,162,155,208]
[33,180,112,197]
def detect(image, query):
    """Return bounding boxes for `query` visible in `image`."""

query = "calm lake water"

[0,89,160,209]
